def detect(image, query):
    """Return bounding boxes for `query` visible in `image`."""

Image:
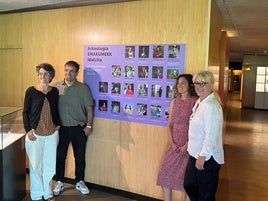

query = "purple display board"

[83,44,186,126]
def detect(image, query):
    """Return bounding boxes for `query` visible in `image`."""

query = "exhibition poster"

[83,44,186,126]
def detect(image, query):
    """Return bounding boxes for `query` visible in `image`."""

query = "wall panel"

[0,14,22,48]
[0,49,23,106]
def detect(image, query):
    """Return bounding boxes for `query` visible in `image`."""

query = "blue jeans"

[184,156,221,201]
[55,125,88,183]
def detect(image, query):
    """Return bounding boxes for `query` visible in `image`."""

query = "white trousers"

[25,130,59,200]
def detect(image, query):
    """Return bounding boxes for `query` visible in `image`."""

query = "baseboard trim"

[86,182,162,201]
[26,169,161,201]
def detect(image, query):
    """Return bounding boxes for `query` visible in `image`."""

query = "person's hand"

[84,127,93,136]
[196,156,205,170]
[178,143,188,154]
[170,141,177,150]
[55,125,60,131]
[27,129,36,141]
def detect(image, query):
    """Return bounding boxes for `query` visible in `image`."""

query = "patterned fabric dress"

[157,96,197,190]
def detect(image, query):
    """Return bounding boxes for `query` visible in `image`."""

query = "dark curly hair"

[36,63,55,83]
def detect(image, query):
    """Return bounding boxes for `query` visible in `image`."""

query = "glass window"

[256,75,265,83]
[257,66,266,75]
[256,83,265,92]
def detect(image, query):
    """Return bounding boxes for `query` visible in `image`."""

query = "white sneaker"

[75,180,90,194]
[53,181,64,196]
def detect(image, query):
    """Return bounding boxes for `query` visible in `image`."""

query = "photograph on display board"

[112,65,121,77]
[84,43,186,126]
[153,45,164,58]
[137,103,147,116]
[137,83,148,97]
[99,99,108,112]
[139,45,149,58]
[150,104,162,118]
[168,44,180,59]
[152,66,163,79]
[99,81,108,93]
[124,65,135,78]
[111,82,121,94]
[166,85,174,99]
[124,83,134,95]
[123,102,133,115]
[138,66,149,78]
[164,106,169,119]
[167,67,179,79]
[125,46,135,58]
[151,84,163,98]
[111,101,120,113]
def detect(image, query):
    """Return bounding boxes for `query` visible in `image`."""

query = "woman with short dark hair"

[23,63,60,201]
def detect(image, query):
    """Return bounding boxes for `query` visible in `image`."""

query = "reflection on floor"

[22,92,268,201]
[22,177,135,201]
[216,92,268,201]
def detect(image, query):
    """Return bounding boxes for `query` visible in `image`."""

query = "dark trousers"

[184,156,221,201]
[55,125,88,183]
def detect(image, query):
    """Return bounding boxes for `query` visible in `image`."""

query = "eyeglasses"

[193,82,208,87]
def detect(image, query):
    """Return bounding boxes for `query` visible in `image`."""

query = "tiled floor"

[22,92,268,201]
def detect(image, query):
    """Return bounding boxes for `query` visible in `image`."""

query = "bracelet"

[86,125,92,129]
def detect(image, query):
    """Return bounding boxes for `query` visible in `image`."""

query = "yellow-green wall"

[0,0,224,200]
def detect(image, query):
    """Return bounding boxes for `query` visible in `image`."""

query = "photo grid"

[84,44,185,126]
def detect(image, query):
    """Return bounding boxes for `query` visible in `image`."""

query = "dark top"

[22,86,60,132]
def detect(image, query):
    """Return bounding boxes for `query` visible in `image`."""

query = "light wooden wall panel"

[208,0,222,66]
[0,49,23,106]
[0,14,22,48]
[208,0,228,106]
[21,9,73,88]
[0,0,224,200]
[0,14,23,106]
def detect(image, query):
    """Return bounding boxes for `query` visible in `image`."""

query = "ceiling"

[215,0,268,62]
[0,0,134,13]
[1,0,267,62]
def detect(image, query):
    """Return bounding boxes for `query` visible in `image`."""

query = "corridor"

[217,92,268,201]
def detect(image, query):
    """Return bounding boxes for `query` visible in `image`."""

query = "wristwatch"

[86,125,92,129]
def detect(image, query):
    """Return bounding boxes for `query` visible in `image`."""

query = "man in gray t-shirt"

[53,60,94,196]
